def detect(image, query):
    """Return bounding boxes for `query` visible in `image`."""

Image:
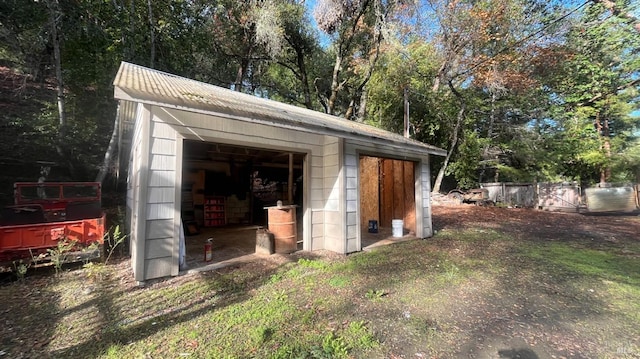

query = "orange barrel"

[266,206,297,253]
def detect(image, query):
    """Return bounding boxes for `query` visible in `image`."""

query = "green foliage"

[298,258,330,271]
[448,131,484,188]
[366,40,445,143]
[12,259,30,282]
[524,242,640,286]
[535,2,640,184]
[0,0,638,190]
[364,288,386,301]
[343,321,378,350]
[47,238,77,274]
[327,275,350,288]
[310,332,349,359]
[83,225,126,281]
[103,225,126,264]
[615,136,640,182]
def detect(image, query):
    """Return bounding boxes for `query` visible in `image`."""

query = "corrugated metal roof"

[113,62,446,156]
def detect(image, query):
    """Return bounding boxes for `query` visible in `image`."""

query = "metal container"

[585,187,638,213]
[255,228,274,255]
[368,220,378,233]
[265,205,297,253]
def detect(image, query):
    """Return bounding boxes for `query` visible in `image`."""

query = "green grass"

[2,221,640,358]
[523,242,640,286]
[521,241,640,324]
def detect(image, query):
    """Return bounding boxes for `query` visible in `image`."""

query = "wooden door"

[380,159,415,230]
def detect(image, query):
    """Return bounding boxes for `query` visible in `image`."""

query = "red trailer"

[0,182,105,271]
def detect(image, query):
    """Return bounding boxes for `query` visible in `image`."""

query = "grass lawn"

[1,206,639,358]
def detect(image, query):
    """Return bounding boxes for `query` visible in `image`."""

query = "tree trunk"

[294,45,312,109]
[129,0,135,60]
[147,0,155,68]
[235,56,250,92]
[344,97,356,120]
[432,61,447,92]
[602,116,611,182]
[95,106,120,183]
[433,81,466,193]
[432,106,464,193]
[111,0,129,61]
[344,26,382,121]
[594,112,612,183]
[403,86,409,137]
[488,91,496,139]
[356,88,368,123]
[47,0,75,177]
[327,49,343,115]
[479,90,497,183]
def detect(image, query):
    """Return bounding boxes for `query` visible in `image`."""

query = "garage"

[180,140,305,269]
[113,62,446,284]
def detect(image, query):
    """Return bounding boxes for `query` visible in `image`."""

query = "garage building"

[113,62,446,284]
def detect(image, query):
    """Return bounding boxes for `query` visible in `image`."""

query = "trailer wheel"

[448,191,464,205]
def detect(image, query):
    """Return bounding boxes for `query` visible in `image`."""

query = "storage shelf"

[204,196,226,227]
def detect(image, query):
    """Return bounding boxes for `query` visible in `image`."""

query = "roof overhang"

[113,62,447,157]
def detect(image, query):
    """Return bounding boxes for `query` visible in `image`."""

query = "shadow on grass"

[498,348,539,359]
[46,251,329,358]
[7,206,637,358]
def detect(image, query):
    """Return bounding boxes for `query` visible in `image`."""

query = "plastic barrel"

[392,219,403,238]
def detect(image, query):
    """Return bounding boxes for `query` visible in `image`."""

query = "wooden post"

[288,153,293,204]
[249,161,254,224]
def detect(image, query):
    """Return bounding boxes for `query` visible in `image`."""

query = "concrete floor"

[181,224,418,273]
[361,226,417,250]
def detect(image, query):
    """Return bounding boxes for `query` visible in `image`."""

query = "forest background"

[0,0,639,207]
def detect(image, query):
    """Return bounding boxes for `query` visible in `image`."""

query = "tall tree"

[263,2,320,109]
[46,0,77,176]
[546,1,640,184]
[313,0,403,118]
[207,0,292,92]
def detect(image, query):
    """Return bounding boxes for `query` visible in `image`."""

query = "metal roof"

[113,62,446,156]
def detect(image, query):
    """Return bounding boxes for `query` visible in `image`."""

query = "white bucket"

[392,219,403,238]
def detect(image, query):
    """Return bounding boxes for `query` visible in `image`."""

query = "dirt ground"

[433,204,640,247]
[427,205,640,358]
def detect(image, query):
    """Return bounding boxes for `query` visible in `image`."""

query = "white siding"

[128,103,151,282]
[344,152,359,252]
[418,159,432,237]
[321,137,344,253]
[140,110,180,280]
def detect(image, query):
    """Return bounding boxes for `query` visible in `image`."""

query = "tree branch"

[591,0,640,33]
[579,78,640,106]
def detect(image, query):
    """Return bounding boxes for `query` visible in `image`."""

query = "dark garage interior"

[180,140,305,269]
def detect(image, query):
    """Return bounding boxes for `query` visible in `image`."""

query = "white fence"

[537,182,582,212]
[479,182,639,212]
[480,182,536,208]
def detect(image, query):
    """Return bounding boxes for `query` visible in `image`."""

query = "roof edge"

[113,62,447,157]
